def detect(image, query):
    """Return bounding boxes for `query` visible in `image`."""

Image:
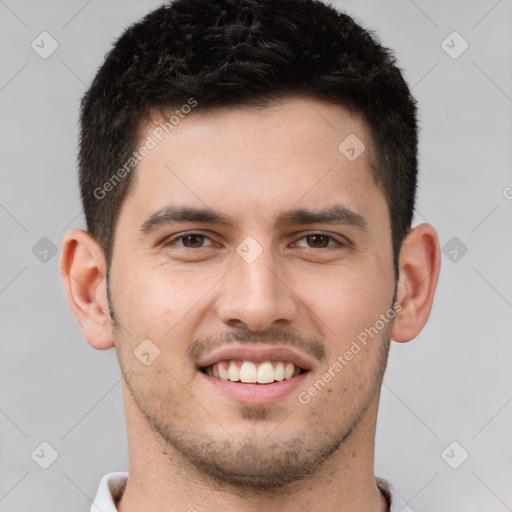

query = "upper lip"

[197,345,314,371]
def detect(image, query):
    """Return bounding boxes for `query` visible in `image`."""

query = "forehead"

[119,98,386,233]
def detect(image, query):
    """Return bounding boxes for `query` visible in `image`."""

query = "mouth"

[200,360,308,384]
[196,346,312,403]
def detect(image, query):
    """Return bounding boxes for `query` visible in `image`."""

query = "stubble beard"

[115,330,391,493]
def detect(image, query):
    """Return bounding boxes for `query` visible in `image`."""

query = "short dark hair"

[79,0,418,276]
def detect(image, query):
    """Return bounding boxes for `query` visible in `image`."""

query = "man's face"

[109,98,397,489]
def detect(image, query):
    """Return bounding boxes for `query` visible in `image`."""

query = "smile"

[196,345,313,403]
[201,360,307,384]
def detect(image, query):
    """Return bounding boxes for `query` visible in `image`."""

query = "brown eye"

[180,234,206,248]
[163,232,214,248]
[292,233,345,250]
[306,234,331,248]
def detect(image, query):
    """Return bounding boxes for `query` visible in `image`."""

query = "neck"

[117,383,389,512]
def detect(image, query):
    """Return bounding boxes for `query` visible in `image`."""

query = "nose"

[215,243,299,332]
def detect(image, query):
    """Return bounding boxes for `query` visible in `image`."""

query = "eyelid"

[162,231,216,247]
[291,231,346,248]
[162,231,347,249]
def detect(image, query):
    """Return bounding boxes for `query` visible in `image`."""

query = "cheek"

[294,264,389,344]
[112,261,205,334]
[111,263,220,381]
[122,363,192,426]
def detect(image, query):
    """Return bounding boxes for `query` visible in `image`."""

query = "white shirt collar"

[90,472,127,512]
[90,472,413,511]
[376,476,413,511]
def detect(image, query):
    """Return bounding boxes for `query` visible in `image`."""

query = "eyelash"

[162,232,346,250]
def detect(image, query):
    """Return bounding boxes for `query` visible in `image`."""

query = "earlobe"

[60,229,115,350]
[391,223,441,343]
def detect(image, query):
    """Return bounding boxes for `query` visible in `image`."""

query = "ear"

[60,229,114,350]
[391,223,441,343]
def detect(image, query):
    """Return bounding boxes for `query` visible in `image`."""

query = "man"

[60,0,440,510]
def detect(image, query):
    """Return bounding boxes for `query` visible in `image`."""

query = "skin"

[61,97,440,512]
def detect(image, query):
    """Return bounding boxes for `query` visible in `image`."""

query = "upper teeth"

[204,360,301,383]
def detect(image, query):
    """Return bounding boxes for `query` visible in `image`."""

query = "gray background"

[1,0,511,510]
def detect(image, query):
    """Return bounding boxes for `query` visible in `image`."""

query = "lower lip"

[199,371,309,404]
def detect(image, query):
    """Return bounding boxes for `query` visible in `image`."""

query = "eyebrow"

[139,204,368,234]
[140,205,236,233]
[274,205,368,230]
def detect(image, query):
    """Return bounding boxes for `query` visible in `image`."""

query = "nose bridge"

[216,237,297,330]
[241,248,279,297]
